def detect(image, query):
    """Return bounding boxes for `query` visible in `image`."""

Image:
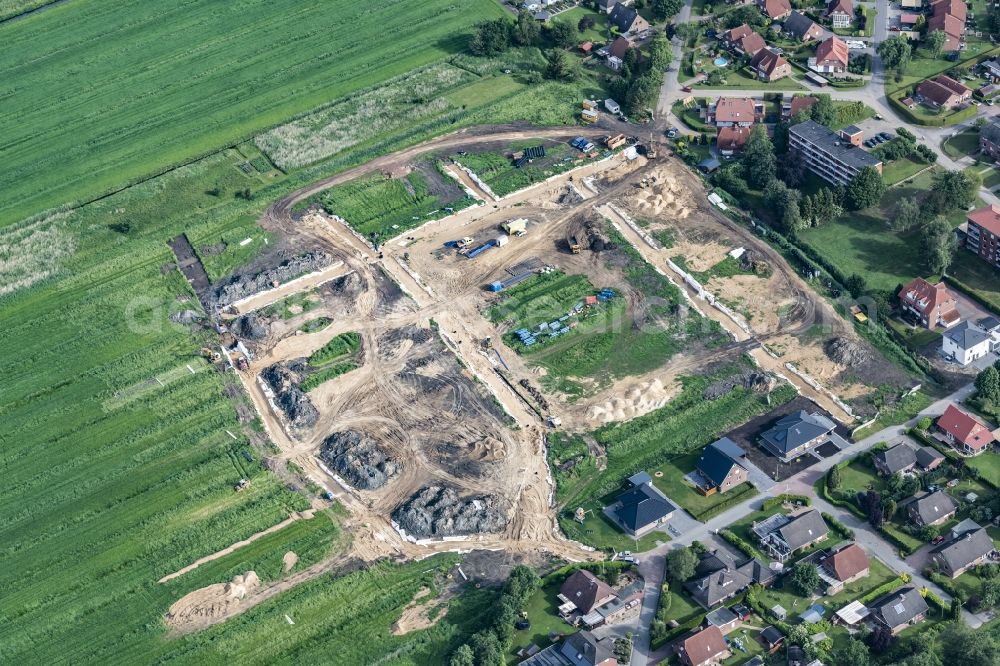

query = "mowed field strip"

[0,0,505,227]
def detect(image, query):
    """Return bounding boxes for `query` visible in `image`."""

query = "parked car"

[666,128,678,138]
[682,85,693,92]
[932,535,946,545]
[878,131,893,140]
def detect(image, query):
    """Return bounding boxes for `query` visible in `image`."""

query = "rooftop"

[789,120,883,171]
[968,204,1000,237]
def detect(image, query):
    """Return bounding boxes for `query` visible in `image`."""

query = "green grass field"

[300,331,362,392]
[456,144,583,198]
[650,453,759,521]
[942,129,982,160]
[0,0,507,228]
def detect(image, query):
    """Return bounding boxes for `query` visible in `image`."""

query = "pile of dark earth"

[261,359,319,429]
[232,313,269,340]
[319,430,400,490]
[703,369,776,400]
[214,252,334,307]
[392,485,507,538]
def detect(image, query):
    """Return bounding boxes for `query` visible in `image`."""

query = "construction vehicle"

[466,235,507,260]
[200,347,221,363]
[234,478,251,492]
[568,235,581,254]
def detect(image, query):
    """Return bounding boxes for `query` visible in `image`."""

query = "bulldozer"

[200,347,221,363]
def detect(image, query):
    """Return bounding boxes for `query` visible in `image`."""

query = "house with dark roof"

[560,569,617,615]
[705,606,741,635]
[609,472,676,536]
[827,0,854,27]
[677,625,731,666]
[907,489,958,527]
[915,445,945,471]
[898,277,960,330]
[750,48,792,82]
[936,404,995,455]
[685,548,774,608]
[788,119,882,186]
[521,630,617,666]
[931,527,996,578]
[608,2,650,33]
[759,410,836,461]
[867,586,928,635]
[784,11,823,41]
[942,321,992,367]
[754,510,829,562]
[597,0,631,12]
[821,543,869,590]
[873,443,918,476]
[757,0,792,20]
[695,437,749,494]
[983,118,1000,160]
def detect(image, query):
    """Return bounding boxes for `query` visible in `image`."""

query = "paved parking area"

[662,505,703,537]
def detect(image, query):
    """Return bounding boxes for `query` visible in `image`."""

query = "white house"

[942,321,992,366]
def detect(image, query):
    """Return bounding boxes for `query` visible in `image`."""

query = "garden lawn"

[557,500,667,552]
[943,129,982,160]
[518,578,578,653]
[882,157,929,186]
[967,453,1000,486]
[561,6,609,43]
[950,256,1000,314]
[0,0,507,228]
[696,69,806,90]
[651,454,759,521]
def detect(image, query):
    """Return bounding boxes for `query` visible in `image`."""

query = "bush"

[761,494,811,511]
[917,416,933,431]
[822,512,855,540]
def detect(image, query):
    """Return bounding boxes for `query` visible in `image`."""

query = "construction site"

[161,125,914,631]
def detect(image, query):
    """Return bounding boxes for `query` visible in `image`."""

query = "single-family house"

[678,625,731,666]
[821,543,870,591]
[685,548,774,608]
[609,471,676,536]
[932,0,967,22]
[873,443,918,476]
[608,35,632,61]
[721,25,767,56]
[597,0,632,11]
[810,36,850,74]
[754,510,829,562]
[560,569,617,615]
[927,0,965,54]
[757,0,792,20]
[717,126,753,157]
[907,489,958,527]
[930,527,996,578]
[827,0,854,27]
[981,118,1000,160]
[785,11,824,41]
[916,75,972,109]
[942,321,992,367]
[521,631,617,666]
[759,410,836,461]
[783,95,818,120]
[695,437,749,494]
[608,3,650,33]
[897,277,960,330]
[867,587,928,635]
[707,97,764,127]
[915,445,946,471]
[936,403,995,456]
[751,48,792,81]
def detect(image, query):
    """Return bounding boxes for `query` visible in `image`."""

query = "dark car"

[932,535,946,544]
[878,131,893,140]
[515,619,531,630]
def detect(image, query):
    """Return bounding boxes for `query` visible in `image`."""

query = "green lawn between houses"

[650,453,760,522]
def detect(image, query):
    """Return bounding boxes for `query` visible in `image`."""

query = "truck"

[568,235,581,254]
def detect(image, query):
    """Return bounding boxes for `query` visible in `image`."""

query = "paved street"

[627,382,978,665]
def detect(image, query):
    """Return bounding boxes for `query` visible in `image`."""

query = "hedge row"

[879,525,918,557]
[929,571,962,599]
[761,494,812,511]
[719,529,764,561]
[923,587,950,615]
[689,483,757,522]
[822,511,855,540]
[745,584,793,635]
[820,469,867,520]
[858,574,911,605]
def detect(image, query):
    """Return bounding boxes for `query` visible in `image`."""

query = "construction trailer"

[582,99,597,110]
[581,108,598,124]
[502,218,528,236]
[605,134,626,149]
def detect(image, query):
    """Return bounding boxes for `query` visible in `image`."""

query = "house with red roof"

[677,625,731,666]
[821,543,869,593]
[717,126,753,156]
[936,403,995,456]
[966,204,1000,267]
[810,36,849,74]
[756,0,792,20]
[897,277,960,329]
[928,0,966,52]
[916,75,971,109]
[782,95,817,120]
[707,97,764,127]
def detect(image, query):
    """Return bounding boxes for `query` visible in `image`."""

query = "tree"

[666,547,698,582]
[470,18,512,56]
[779,149,807,188]
[505,565,540,602]
[470,630,503,666]
[764,179,802,233]
[892,197,922,231]
[725,4,766,28]
[883,497,897,522]
[513,10,541,46]
[546,19,578,48]
[835,637,871,666]
[940,621,1000,666]
[927,169,980,215]
[950,597,964,620]
[647,32,673,72]
[652,0,684,19]
[981,578,1000,607]
[927,30,948,58]
[623,71,660,115]
[868,624,893,654]
[861,489,884,527]
[450,644,475,666]
[544,49,577,81]
[810,95,836,127]
[976,365,1000,403]
[877,35,912,71]
[788,562,822,596]
[828,465,842,490]
[742,125,776,189]
[845,273,867,298]
[845,166,885,210]
[921,216,957,275]
[577,15,595,32]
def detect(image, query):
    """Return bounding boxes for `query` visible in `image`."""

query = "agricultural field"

[0,0,52,19]
[309,165,477,240]
[0,0,507,228]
